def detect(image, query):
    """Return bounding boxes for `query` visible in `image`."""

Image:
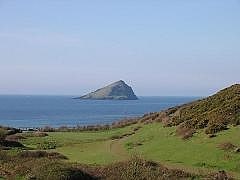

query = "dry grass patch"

[218,142,240,153]
[176,126,195,140]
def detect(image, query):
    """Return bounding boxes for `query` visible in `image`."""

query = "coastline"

[0,96,199,128]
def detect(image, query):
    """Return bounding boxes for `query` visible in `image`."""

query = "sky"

[0,0,240,96]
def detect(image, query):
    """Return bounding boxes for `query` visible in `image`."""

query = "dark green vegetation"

[0,150,92,180]
[77,80,138,100]
[0,149,229,180]
[0,84,240,179]
[141,84,240,134]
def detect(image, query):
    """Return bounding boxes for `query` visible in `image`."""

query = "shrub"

[132,126,142,132]
[37,140,57,150]
[5,158,93,180]
[18,151,67,160]
[34,132,48,137]
[0,150,11,161]
[30,161,93,180]
[95,156,197,180]
[5,134,25,142]
[205,123,228,134]
[110,135,121,140]
[41,126,55,132]
[176,126,195,140]
[218,142,237,151]
[0,128,7,142]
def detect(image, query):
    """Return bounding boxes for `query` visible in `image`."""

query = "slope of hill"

[141,84,240,134]
[76,80,138,100]
[1,84,240,179]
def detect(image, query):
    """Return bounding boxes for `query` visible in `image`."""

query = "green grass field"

[20,122,240,178]
[124,124,240,175]
[21,125,134,164]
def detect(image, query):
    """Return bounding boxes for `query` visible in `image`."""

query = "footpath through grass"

[21,123,240,177]
[21,125,134,164]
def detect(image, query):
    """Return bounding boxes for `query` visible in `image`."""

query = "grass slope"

[139,84,240,134]
[4,84,240,179]
[20,122,240,178]
[124,123,240,175]
[21,125,134,164]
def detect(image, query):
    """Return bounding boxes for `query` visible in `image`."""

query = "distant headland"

[75,80,138,100]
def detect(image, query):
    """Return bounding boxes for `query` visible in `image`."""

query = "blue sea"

[0,96,200,128]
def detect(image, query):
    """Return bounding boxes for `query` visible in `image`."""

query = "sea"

[0,96,200,128]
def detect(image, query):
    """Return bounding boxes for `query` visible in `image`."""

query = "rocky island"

[76,80,138,100]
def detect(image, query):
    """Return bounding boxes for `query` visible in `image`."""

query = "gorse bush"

[171,84,240,133]
[140,84,240,134]
[28,160,93,180]
[91,156,202,180]
[205,123,228,134]
[0,151,93,180]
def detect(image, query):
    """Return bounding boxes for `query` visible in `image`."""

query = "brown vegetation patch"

[18,151,67,159]
[77,157,204,180]
[176,126,195,140]
[218,142,237,151]
[22,131,49,137]
[208,170,233,180]
[5,134,26,142]
[34,131,48,137]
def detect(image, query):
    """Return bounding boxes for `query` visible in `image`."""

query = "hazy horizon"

[1,1,240,96]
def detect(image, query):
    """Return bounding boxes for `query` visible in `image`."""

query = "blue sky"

[0,0,239,96]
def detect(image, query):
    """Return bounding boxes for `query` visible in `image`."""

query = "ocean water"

[0,96,200,128]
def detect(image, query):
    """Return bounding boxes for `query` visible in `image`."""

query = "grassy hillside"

[0,122,238,179]
[21,125,135,164]
[14,122,239,178]
[1,84,240,179]
[125,123,240,174]
[140,84,240,134]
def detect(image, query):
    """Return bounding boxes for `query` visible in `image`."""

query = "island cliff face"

[78,80,138,100]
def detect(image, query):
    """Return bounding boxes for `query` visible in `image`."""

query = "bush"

[205,123,228,134]
[218,142,237,151]
[110,135,121,140]
[5,134,25,142]
[18,151,67,160]
[34,132,48,137]
[5,158,93,180]
[0,150,11,161]
[30,160,93,180]
[176,126,195,140]
[0,128,7,142]
[37,140,57,150]
[96,156,196,180]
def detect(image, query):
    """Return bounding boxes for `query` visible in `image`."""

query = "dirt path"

[108,137,129,161]
[108,129,141,161]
